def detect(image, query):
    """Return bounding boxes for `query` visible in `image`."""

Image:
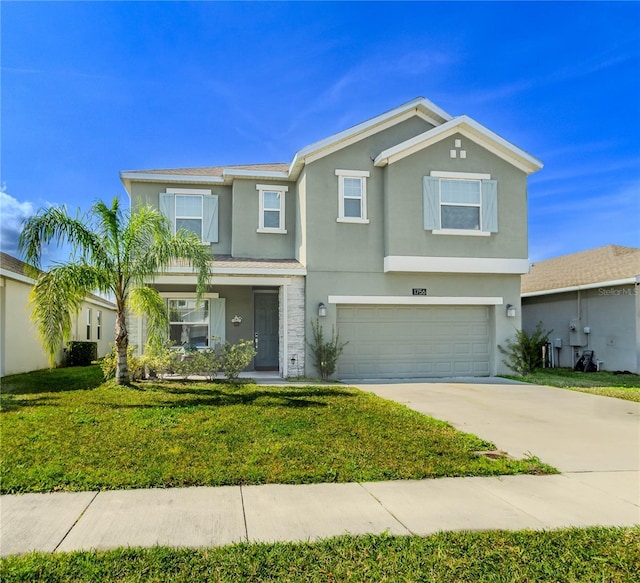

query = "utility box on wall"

[569,318,586,347]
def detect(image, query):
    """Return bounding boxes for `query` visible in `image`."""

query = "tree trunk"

[114,306,130,385]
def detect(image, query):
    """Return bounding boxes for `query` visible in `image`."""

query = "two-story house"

[120,97,542,379]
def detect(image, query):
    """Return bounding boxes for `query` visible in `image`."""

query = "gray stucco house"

[120,97,543,379]
[522,245,640,373]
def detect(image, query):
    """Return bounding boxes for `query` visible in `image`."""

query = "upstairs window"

[257,185,288,233]
[424,172,497,235]
[336,169,370,223]
[175,194,203,240]
[159,189,219,243]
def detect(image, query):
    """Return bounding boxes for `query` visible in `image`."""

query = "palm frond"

[18,205,111,273]
[29,263,107,365]
[128,286,169,352]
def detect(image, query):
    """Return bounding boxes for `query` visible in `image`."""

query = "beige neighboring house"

[0,252,117,377]
[521,245,640,373]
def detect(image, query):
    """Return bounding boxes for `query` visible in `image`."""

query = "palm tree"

[19,197,212,385]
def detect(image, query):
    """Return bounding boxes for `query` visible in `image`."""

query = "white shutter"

[203,195,219,243]
[423,177,441,230]
[159,193,175,234]
[209,298,226,346]
[481,180,498,233]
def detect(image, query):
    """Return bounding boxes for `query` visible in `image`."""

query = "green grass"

[509,368,640,402]
[0,366,553,493]
[1,527,638,582]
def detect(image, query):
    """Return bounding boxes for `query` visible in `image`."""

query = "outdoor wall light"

[506,304,516,318]
[318,302,327,317]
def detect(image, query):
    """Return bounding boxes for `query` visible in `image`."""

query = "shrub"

[220,340,256,380]
[100,344,144,381]
[499,322,551,376]
[67,341,97,366]
[307,318,348,380]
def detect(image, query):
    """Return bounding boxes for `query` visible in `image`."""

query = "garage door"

[336,305,490,379]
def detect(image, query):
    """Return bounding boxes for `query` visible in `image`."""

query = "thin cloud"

[0,189,35,256]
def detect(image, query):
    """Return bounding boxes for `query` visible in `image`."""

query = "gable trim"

[374,116,543,175]
[289,97,452,175]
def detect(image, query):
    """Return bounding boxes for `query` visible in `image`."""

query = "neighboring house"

[120,97,543,379]
[521,245,640,373]
[0,252,117,376]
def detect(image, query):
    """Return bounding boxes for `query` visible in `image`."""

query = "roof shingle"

[521,245,640,294]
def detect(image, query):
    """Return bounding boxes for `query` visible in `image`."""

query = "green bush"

[100,344,144,381]
[219,340,256,380]
[307,318,348,380]
[499,322,551,376]
[67,341,97,366]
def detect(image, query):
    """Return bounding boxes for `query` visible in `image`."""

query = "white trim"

[335,169,370,178]
[257,185,288,233]
[384,256,530,274]
[522,278,637,298]
[432,229,490,237]
[120,172,225,184]
[162,265,306,276]
[166,188,212,195]
[374,116,543,174]
[328,295,503,306]
[0,269,35,285]
[154,275,299,287]
[288,97,452,176]
[159,292,220,299]
[337,218,370,224]
[256,184,289,192]
[336,171,369,222]
[431,171,491,180]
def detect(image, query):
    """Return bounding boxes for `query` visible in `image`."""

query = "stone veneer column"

[279,276,306,377]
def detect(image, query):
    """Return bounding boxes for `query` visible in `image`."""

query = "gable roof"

[521,245,640,296]
[374,115,543,175]
[121,96,542,190]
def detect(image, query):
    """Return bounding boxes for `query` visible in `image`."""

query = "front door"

[254,291,279,370]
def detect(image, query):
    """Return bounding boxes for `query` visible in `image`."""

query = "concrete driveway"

[354,379,640,473]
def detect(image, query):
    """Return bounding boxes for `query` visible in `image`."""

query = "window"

[159,189,219,243]
[175,194,203,240]
[86,308,92,340]
[336,169,370,223]
[424,172,497,235]
[257,185,288,233]
[440,179,481,230]
[168,299,210,349]
[96,310,102,341]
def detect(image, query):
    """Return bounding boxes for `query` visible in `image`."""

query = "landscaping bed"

[0,366,554,494]
[1,527,638,582]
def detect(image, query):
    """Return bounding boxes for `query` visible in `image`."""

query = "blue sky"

[2,1,639,266]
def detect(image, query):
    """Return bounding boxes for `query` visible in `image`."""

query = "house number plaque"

[412,288,427,296]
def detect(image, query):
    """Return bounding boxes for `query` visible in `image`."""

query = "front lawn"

[2,527,638,582]
[0,366,553,493]
[511,368,640,402]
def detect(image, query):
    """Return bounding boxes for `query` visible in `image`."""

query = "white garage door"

[336,305,491,379]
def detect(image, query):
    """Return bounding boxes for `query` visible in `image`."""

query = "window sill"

[257,228,288,235]
[431,229,491,237]
[337,218,370,224]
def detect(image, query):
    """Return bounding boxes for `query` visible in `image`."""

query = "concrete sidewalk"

[2,470,639,556]
[2,380,639,556]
